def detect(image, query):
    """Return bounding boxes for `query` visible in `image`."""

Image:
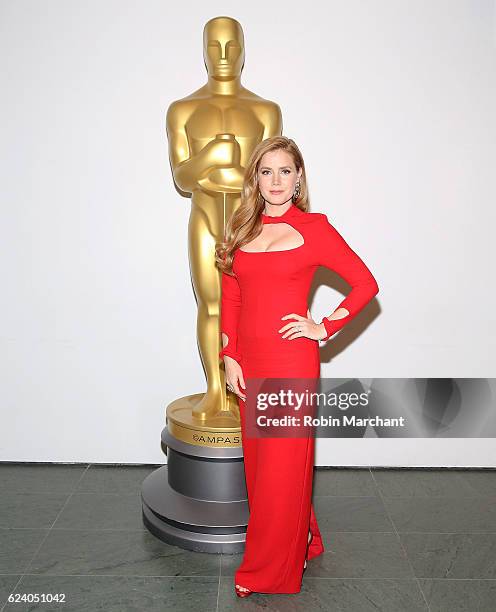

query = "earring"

[292,180,301,203]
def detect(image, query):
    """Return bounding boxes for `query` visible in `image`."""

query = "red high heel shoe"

[235,584,253,598]
[303,530,313,573]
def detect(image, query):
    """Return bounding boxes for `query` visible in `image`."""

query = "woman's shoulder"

[295,207,330,228]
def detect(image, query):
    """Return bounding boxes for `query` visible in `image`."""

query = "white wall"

[0,0,494,465]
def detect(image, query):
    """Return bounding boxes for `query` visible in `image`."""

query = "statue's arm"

[260,102,283,140]
[166,102,219,193]
[199,102,283,193]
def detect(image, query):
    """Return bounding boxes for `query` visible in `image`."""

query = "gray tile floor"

[1,464,496,611]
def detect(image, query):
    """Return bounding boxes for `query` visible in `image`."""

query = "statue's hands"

[202,136,240,167]
[199,167,244,193]
[279,309,327,341]
[198,135,242,193]
[224,356,246,401]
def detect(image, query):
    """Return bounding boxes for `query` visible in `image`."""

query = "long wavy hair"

[215,136,310,275]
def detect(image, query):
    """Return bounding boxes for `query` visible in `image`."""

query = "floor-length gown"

[219,203,379,594]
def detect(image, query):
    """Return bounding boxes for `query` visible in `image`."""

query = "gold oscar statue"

[164,15,282,448]
[141,16,283,553]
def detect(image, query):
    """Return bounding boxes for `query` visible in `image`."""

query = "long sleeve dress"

[219,202,379,593]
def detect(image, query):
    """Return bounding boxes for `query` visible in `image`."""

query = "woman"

[215,136,379,596]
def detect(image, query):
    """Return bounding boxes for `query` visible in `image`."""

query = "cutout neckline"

[238,204,305,253]
[239,242,305,254]
[239,218,305,253]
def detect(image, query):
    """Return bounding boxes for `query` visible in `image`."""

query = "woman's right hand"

[224,356,246,401]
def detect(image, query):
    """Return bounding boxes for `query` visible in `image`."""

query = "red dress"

[219,203,379,593]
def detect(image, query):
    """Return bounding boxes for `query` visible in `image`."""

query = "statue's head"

[203,16,245,80]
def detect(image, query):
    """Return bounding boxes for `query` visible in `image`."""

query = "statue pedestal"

[141,394,248,553]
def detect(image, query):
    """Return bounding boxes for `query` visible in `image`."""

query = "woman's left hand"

[279,309,326,341]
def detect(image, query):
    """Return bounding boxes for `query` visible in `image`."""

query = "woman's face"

[257,149,302,205]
